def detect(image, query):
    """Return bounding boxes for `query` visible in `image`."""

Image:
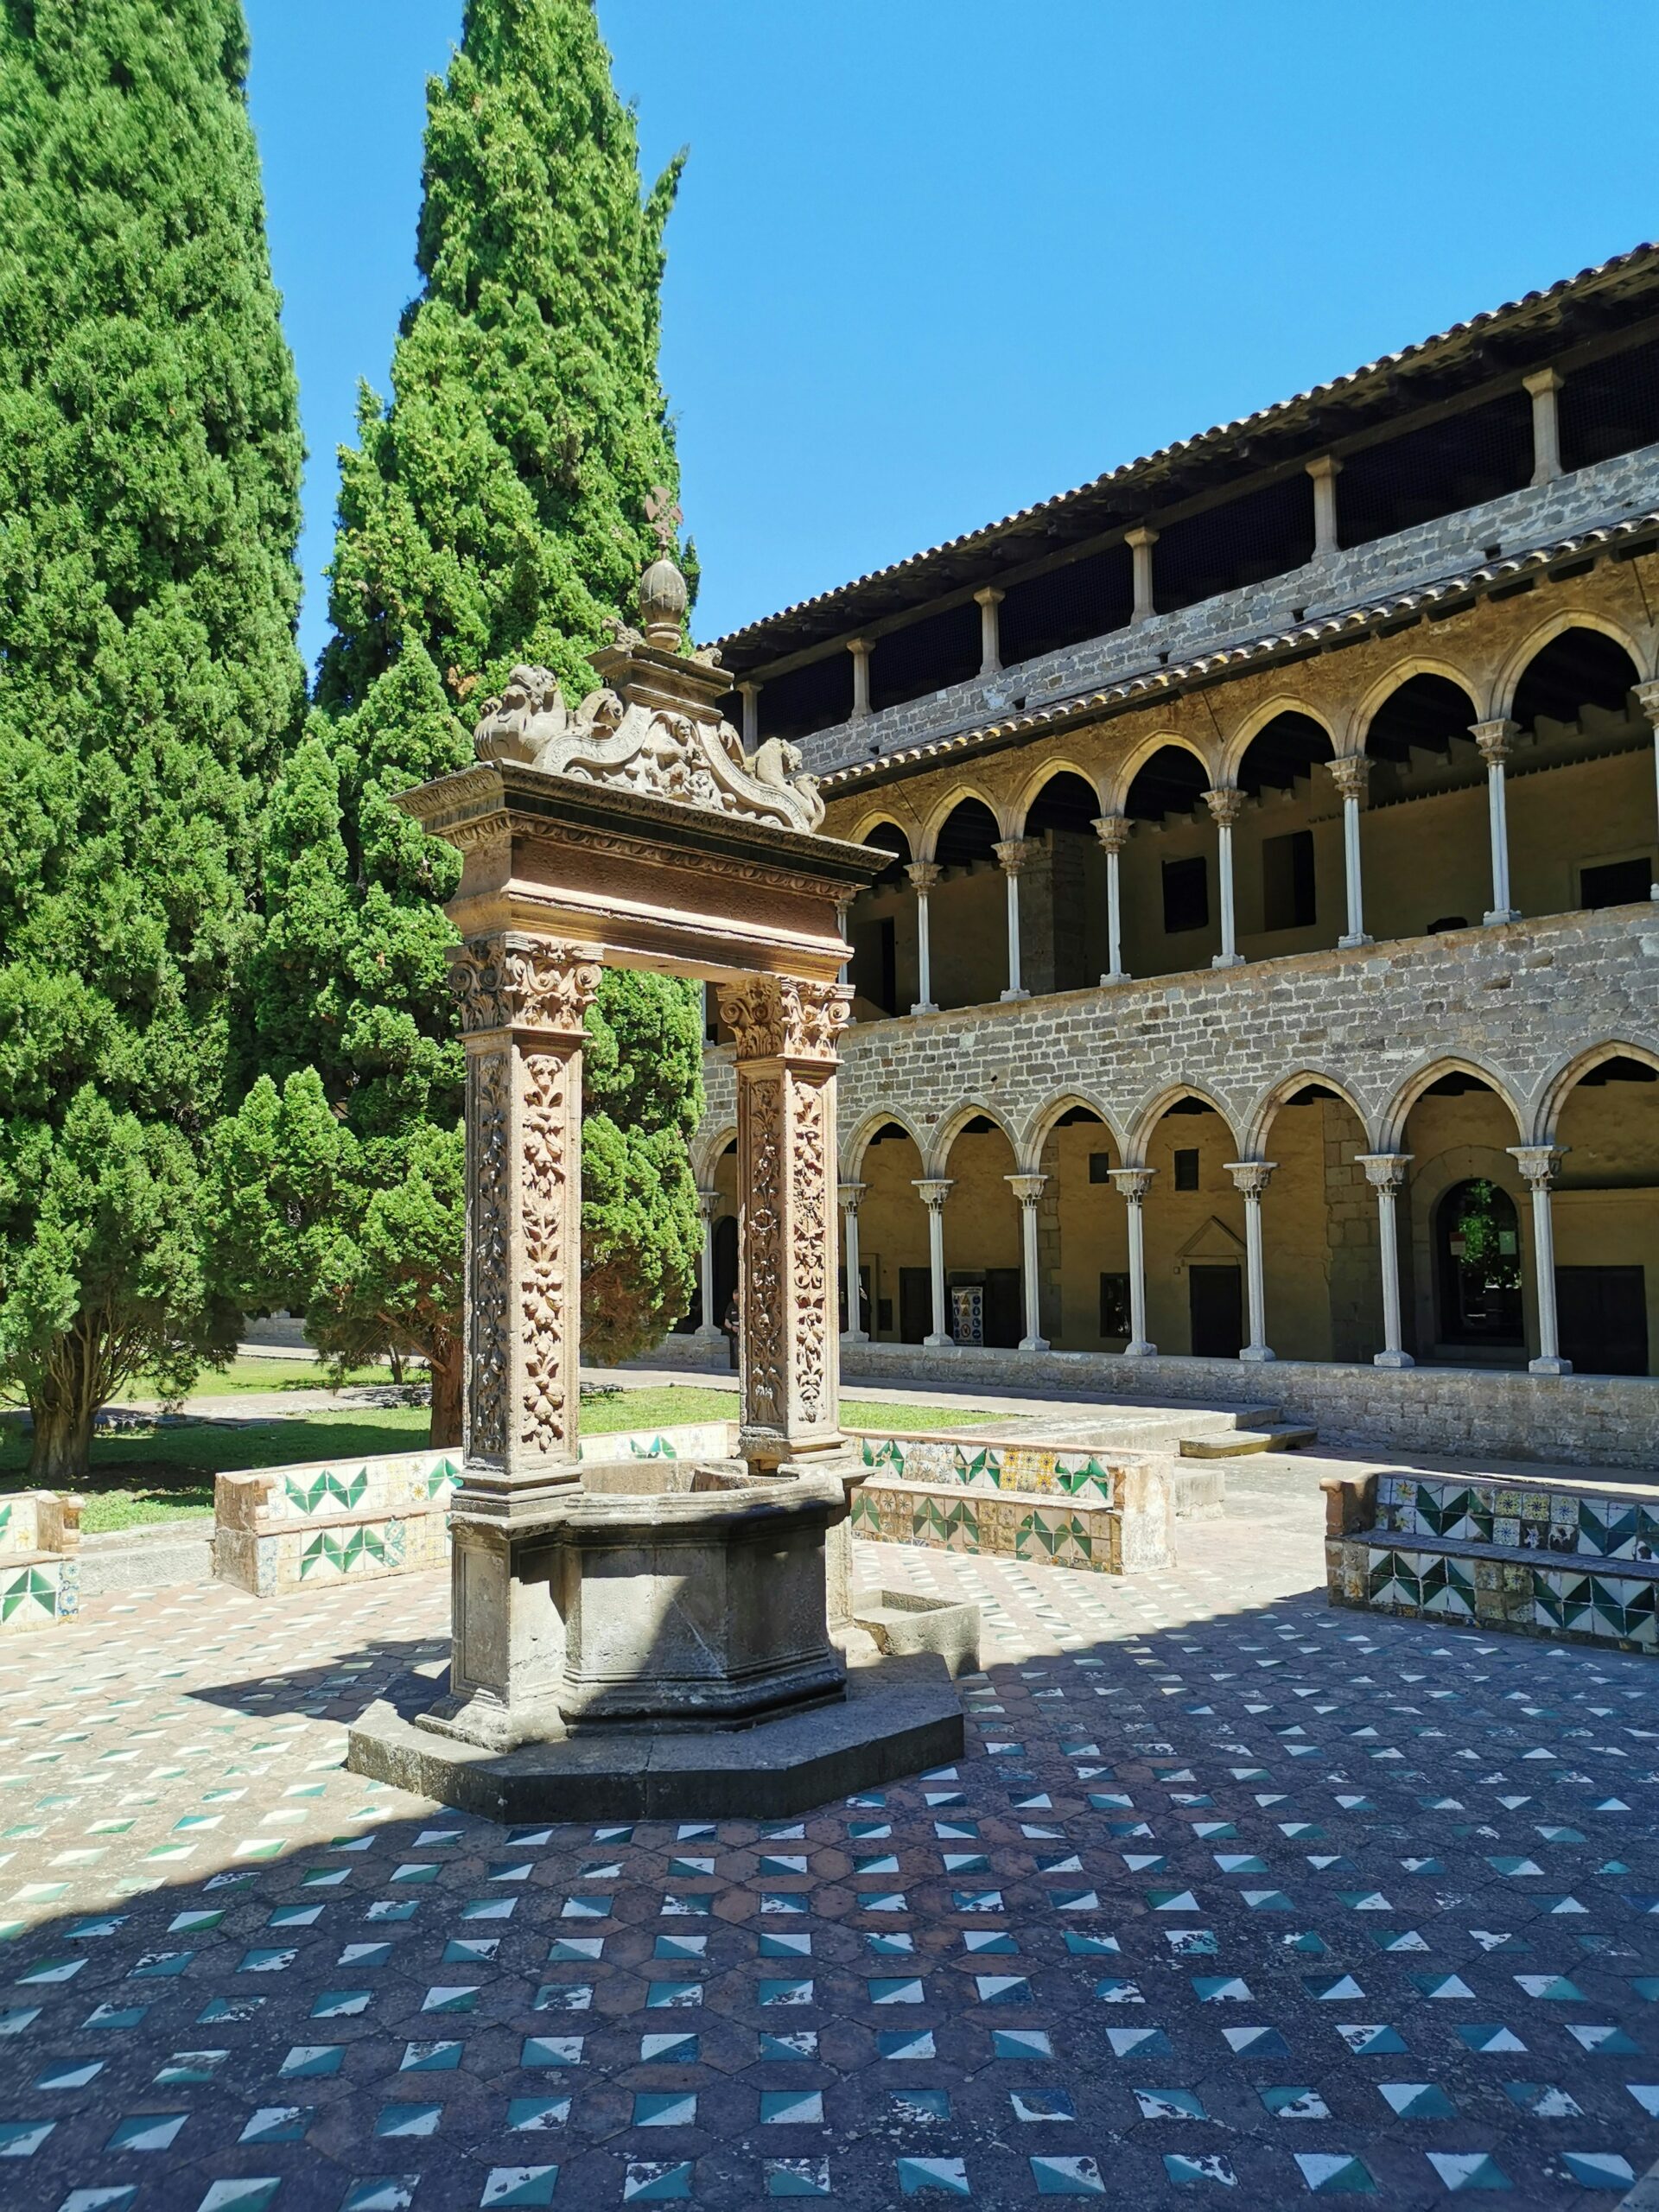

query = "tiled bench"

[1325,1468,1659,1653]
[215,1421,739,1597]
[0,1491,82,1633]
[849,1433,1173,1573]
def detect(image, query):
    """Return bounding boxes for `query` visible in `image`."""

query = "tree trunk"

[429,1337,463,1450]
[28,1371,98,1485]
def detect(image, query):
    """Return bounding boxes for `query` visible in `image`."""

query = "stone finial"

[1508,1143,1567,1189]
[1205,787,1247,830]
[639,554,690,650]
[1357,1153,1412,1192]
[1325,754,1371,805]
[1092,813,1133,855]
[1471,718,1520,767]
[1225,1160,1277,1198]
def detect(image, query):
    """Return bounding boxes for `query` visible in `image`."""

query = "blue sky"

[246,1,1659,675]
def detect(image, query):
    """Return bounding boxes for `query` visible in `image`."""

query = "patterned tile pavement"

[1,1499,1656,2209]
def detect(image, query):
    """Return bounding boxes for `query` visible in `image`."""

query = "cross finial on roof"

[645,486,683,552]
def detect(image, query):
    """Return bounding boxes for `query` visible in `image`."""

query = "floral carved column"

[450,932,601,1506]
[718,976,853,1466]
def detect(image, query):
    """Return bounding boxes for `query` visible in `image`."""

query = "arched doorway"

[1434,1179,1524,1351]
[1139,1093,1246,1357]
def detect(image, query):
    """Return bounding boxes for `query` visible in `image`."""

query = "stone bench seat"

[0,1491,82,1634]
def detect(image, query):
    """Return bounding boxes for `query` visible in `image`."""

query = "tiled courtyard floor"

[2,1500,1656,2209]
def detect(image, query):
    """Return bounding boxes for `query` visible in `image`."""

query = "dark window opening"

[1055,1105,1105,1131]
[1423,1070,1494,1097]
[1023,771,1101,838]
[1099,1272,1133,1338]
[1262,828,1317,931]
[851,916,896,1014]
[1189,1265,1244,1358]
[868,601,982,712]
[1573,1054,1658,1086]
[1560,337,1659,474]
[757,652,853,744]
[1511,627,1638,730]
[1580,856,1652,909]
[1237,712,1331,797]
[1557,1266,1649,1376]
[1366,672,1478,764]
[1427,915,1469,933]
[862,821,912,886]
[1435,1178,1523,1348]
[1165,1096,1217,1116]
[1162,854,1210,935]
[1088,1151,1114,1185]
[1338,392,1533,547]
[1126,743,1209,823]
[1000,543,1135,668]
[933,797,1001,869]
[1173,1147,1200,1192]
[1155,474,1317,613]
[868,1121,912,1146]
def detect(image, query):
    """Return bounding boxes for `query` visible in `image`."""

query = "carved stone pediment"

[474,665,826,836]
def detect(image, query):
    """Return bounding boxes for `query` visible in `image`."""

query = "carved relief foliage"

[741,1076,785,1430]
[451,936,601,1037]
[519,1051,574,1456]
[718,976,852,1065]
[466,1050,511,1463]
[789,1074,830,1427]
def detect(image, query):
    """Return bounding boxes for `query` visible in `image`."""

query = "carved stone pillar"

[1509,1145,1573,1376]
[994,836,1036,1001]
[839,1181,868,1344]
[718,976,853,1466]
[1127,524,1159,625]
[1093,814,1132,984]
[1205,787,1247,969]
[1306,454,1342,556]
[1357,1154,1414,1369]
[914,1179,954,1347]
[1226,1160,1277,1362]
[1007,1174,1050,1351]
[1472,719,1522,925]
[975,585,1004,677]
[1326,753,1372,949]
[849,637,873,721]
[1524,365,1564,486]
[1109,1167,1157,1357]
[906,859,942,1013]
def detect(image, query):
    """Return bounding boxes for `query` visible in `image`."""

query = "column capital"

[1006,1173,1047,1206]
[973,584,1006,609]
[1471,717,1520,766]
[1325,753,1371,804]
[1305,452,1343,484]
[1357,1152,1412,1191]
[1204,785,1247,830]
[1631,678,1659,728]
[1225,1160,1277,1198]
[737,677,762,700]
[1124,524,1160,550]
[717,976,852,1066]
[1092,812,1133,855]
[993,836,1039,876]
[1522,365,1565,398]
[906,859,943,893]
[1109,1166,1156,1203]
[913,1178,954,1212]
[695,1186,722,1222]
[1508,1143,1567,1189]
[847,635,874,656]
[837,1180,868,1211]
[449,933,602,1039]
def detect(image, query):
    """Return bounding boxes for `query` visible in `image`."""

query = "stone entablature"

[696,906,1659,1178]
[798,448,1659,780]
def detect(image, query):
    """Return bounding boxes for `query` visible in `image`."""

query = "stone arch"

[1490,609,1651,721]
[929,1100,1021,1179]
[849,805,921,855]
[1354,658,1481,755]
[1011,756,1109,835]
[1105,728,1217,815]
[690,1121,738,1187]
[842,1106,929,1181]
[1122,1081,1244,1167]
[918,785,1007,861]
[1219,695,1339,788]
[1529,1039,1659,1144]
[1379,1054,1527,1153]
[1015,1088,1127,1173]
[1242,1068,1378,1159]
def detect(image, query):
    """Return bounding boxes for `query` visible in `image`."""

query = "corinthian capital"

[1092,813,1133,856]
[1471,718,1520,767]
[717,976,852,1065]
[448,934,602,1037]
[1205,786,1247,830]
[1325,753,1371,805]
[1226,1160,1277,1198]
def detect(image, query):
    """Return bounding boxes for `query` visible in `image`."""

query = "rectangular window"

[1262,828,1316,931]
[1173,1147,1200,1192]
[1099,1272,1132,1339]
[1088,1152,1114,1185]
[1162,854,1209,935]
[1580,855,1651,910]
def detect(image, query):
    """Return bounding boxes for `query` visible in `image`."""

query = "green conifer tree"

[221,0,702,1444]
[0,0,305,1478]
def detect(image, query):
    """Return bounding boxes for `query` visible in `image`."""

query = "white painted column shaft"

[1358,1155,1414,1369]
[1109,1168,1157,1357]
[1227,1162,1276,1363]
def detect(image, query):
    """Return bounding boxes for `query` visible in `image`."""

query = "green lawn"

[0,1383,995,1535]
[111,1357,398,1402]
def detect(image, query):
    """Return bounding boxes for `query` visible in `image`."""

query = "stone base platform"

[346,1645,963,1822]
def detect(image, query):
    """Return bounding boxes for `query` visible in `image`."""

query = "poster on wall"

[950,1284,985,1347]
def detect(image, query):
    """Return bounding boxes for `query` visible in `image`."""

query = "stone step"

[1179,1424,1318,1459]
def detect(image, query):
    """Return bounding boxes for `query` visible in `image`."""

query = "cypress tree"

[0,0,304,1478]
[221,0,702,1442]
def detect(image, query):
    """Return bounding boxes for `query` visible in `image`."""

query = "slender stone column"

[914,1179,954,1348]
[1472,719,1522,925]
[994,837,1036,1001]
[1357,1154,1414,1369]
[975,586,1005,677]
[849,638,873,721]
[738,680,761,749]
[906,860,942,1012]
[1109,1167,1158,1357]
[1509,1145,1573,1376]
[1326,753,1373,948]
[1307,454,1342,556]
[1525,366,1564,486]
[1226,1160,1277,1363]
[694,1188,724,1347]
[450,933,602,1507]
[1093,814,1132,984]
[1630,680,1659,899]
[839,1181,868,1344]
[1127,525,1158,626]
[717,976,854,1465]
[1205,787,1247,969]
[1007,1174,1050,1351]
[835,892,855,986]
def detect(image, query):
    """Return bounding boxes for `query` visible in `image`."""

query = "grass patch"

[111,1357,397,1402]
